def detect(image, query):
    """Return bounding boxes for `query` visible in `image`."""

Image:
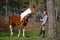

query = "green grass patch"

[0,31,38,37]
[0,22,60,40]
[0,31,49,40]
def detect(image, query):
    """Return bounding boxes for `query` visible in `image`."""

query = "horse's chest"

[21,17,28,26]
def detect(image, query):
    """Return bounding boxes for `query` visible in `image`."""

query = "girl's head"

[43,11,48,15]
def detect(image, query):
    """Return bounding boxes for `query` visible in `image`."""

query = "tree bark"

[46,0,57,40]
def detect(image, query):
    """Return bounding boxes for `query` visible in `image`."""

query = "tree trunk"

[46,0,57,40]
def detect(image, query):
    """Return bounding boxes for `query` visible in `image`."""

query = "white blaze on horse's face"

[20,8,32,20]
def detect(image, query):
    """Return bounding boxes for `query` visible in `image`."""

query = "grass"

[0,31,49,40]
[0,21,60,40]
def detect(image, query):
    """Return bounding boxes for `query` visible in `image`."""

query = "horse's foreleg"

[18,30,21,37]
[9,25,13,36]
[23,27,25,37]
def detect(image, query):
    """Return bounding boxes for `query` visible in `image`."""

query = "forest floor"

[0,16,60,40]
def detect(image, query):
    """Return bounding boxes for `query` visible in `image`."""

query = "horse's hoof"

[18,36,20,38]
[23,35,25,37]
[42,35,45,38]
[23,36,25,38]
[11,34,13,36]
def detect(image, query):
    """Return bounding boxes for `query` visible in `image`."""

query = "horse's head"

[30,6,37,14]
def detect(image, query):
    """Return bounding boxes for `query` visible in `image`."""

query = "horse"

[9,6,37,37]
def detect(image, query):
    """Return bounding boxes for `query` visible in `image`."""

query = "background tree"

[46,0,57,40]
[55,0,60,21]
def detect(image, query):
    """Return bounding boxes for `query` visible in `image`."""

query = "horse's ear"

[30,5,36,9]
[30,6,37,14]
[32,5,36,8]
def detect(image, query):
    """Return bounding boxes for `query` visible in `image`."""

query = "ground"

[0,16,60,40]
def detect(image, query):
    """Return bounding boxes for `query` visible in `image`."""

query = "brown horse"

[9,6,37,37]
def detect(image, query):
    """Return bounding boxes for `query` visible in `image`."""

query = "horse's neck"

[20,8,32,20]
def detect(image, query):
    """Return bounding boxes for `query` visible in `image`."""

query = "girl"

[39,11,48,38]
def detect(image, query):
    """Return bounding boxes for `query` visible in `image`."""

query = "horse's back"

[9,15,20,25]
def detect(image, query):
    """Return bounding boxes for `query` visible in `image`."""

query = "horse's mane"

[20,8,32,20]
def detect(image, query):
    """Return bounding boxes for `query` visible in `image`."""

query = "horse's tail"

[9,16,13,25]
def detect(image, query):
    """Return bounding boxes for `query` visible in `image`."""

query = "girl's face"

[43,11,48,15]
[43,11,46,15]
[44,12,45,15]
